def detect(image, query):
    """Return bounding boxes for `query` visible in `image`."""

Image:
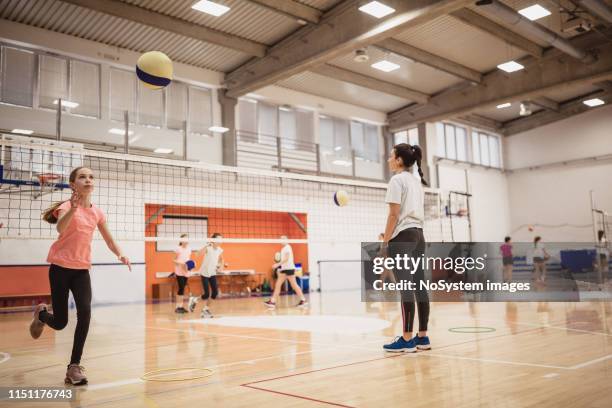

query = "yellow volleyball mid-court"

[136,51,173,90]
[334,190,349,207]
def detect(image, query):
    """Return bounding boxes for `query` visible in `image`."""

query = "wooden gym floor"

[1,291,611,407]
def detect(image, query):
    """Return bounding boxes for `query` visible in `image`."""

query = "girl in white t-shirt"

[533,236,549,283]
[173,234,192,313]
[264,236,307,309]
[382,143,430,354]
[189,233,224,318]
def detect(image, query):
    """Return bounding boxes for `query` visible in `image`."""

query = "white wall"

[426,123,511,242]
[505,105,612,242]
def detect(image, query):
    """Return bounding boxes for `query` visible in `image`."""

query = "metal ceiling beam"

[225,0,473,98]
[376,38,482,84]
[246,0,322,24]
[531,97,560,112]
[450,8,544,58]
[502,90,612,135]
[61,0,267,57]
[311,64,430,103]
[455,114,503,132]
[388,32,612,131]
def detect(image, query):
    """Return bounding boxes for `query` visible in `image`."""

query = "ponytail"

[393,143,428,186]
[42,201,67,224]
[41,166,86,224]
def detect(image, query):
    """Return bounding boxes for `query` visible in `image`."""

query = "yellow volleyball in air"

[334,190,349,207]
[136,51,173,90]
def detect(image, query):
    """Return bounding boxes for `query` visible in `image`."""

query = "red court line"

[241,354,403,406]
[243,384,355,408]
[242,354,402,386]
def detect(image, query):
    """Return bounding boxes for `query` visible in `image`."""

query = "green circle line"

[448,326,496,333]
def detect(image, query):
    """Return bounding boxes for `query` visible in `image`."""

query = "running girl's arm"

[383,203,401,243]
[98,222,132,271]
[56,191,80,233]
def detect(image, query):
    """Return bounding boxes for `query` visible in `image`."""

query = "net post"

[315,143,321,176]
[351,149,356,178]
[56,97,62,141]
[276,136,282,171]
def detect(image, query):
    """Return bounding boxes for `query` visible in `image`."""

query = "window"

[39,55,68,109]
[257,102,277,145]
[237,98,257,139]
[279,107,296,149]
[295,109,314,148]
[472,131,501,168]
[110,68,136,122]
[471,132,481,165]
[489,135,500,167]
[70,60,100,117]
[333,118,350,159]
[456,126,467,161]
[350,121,365,158]
[319,116,334,151]
[444,124,456,160]
[393,128,418,146]
[138,80,163,127]
[480,133,490,166]
[188,86,212,135]
[166,81,187,130]
[1,46,35,107]
[364,124,380,162]
[436,122,468,162]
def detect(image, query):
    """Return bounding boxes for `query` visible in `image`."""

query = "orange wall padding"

[145,204,309,300]
[0,265,50,296]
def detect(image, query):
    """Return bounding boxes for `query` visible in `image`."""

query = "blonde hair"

[42,167,86,224]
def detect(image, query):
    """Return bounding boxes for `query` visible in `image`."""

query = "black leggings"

[201,276,218,300]
[38,264,92,365]
[176,276,188,296]
[390,228,429,333]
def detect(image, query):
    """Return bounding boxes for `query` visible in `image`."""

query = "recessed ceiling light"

[359,1,395,18]
[191,0,230,17]
[53,99,79,108]
[518,4,551,21]
[12,129,34,135]
[108,128,134,136]
[583,98,605,107]
[497,61,524,73]
[208,126,229,133]
[371,60,400,72]
[154,148,173,154]
[496,102,512,109]
[332,159,352,166]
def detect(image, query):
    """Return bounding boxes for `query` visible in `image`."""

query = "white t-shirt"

[385,171,424,239]
[533,242,545,258]
[200,245,223,277]
[174,245,191,277]
[280,244,295,271]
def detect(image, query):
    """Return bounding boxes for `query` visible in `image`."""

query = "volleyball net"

[0,135,470,245]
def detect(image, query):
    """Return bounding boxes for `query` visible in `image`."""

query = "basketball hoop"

[34,173,61,199]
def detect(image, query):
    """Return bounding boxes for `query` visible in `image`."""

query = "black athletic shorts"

[280,269,295,276]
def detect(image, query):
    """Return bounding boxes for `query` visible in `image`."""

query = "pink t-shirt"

[174,245,192,277]
[500,243,513,258]
[47,201,106,270]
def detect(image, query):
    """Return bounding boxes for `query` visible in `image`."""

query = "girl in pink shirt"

[500,236,513,283]
[173,234,192,314]
[29,167,131,386]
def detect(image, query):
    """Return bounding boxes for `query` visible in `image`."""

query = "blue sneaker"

[412,335,431,350]
[383,336,416,353]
